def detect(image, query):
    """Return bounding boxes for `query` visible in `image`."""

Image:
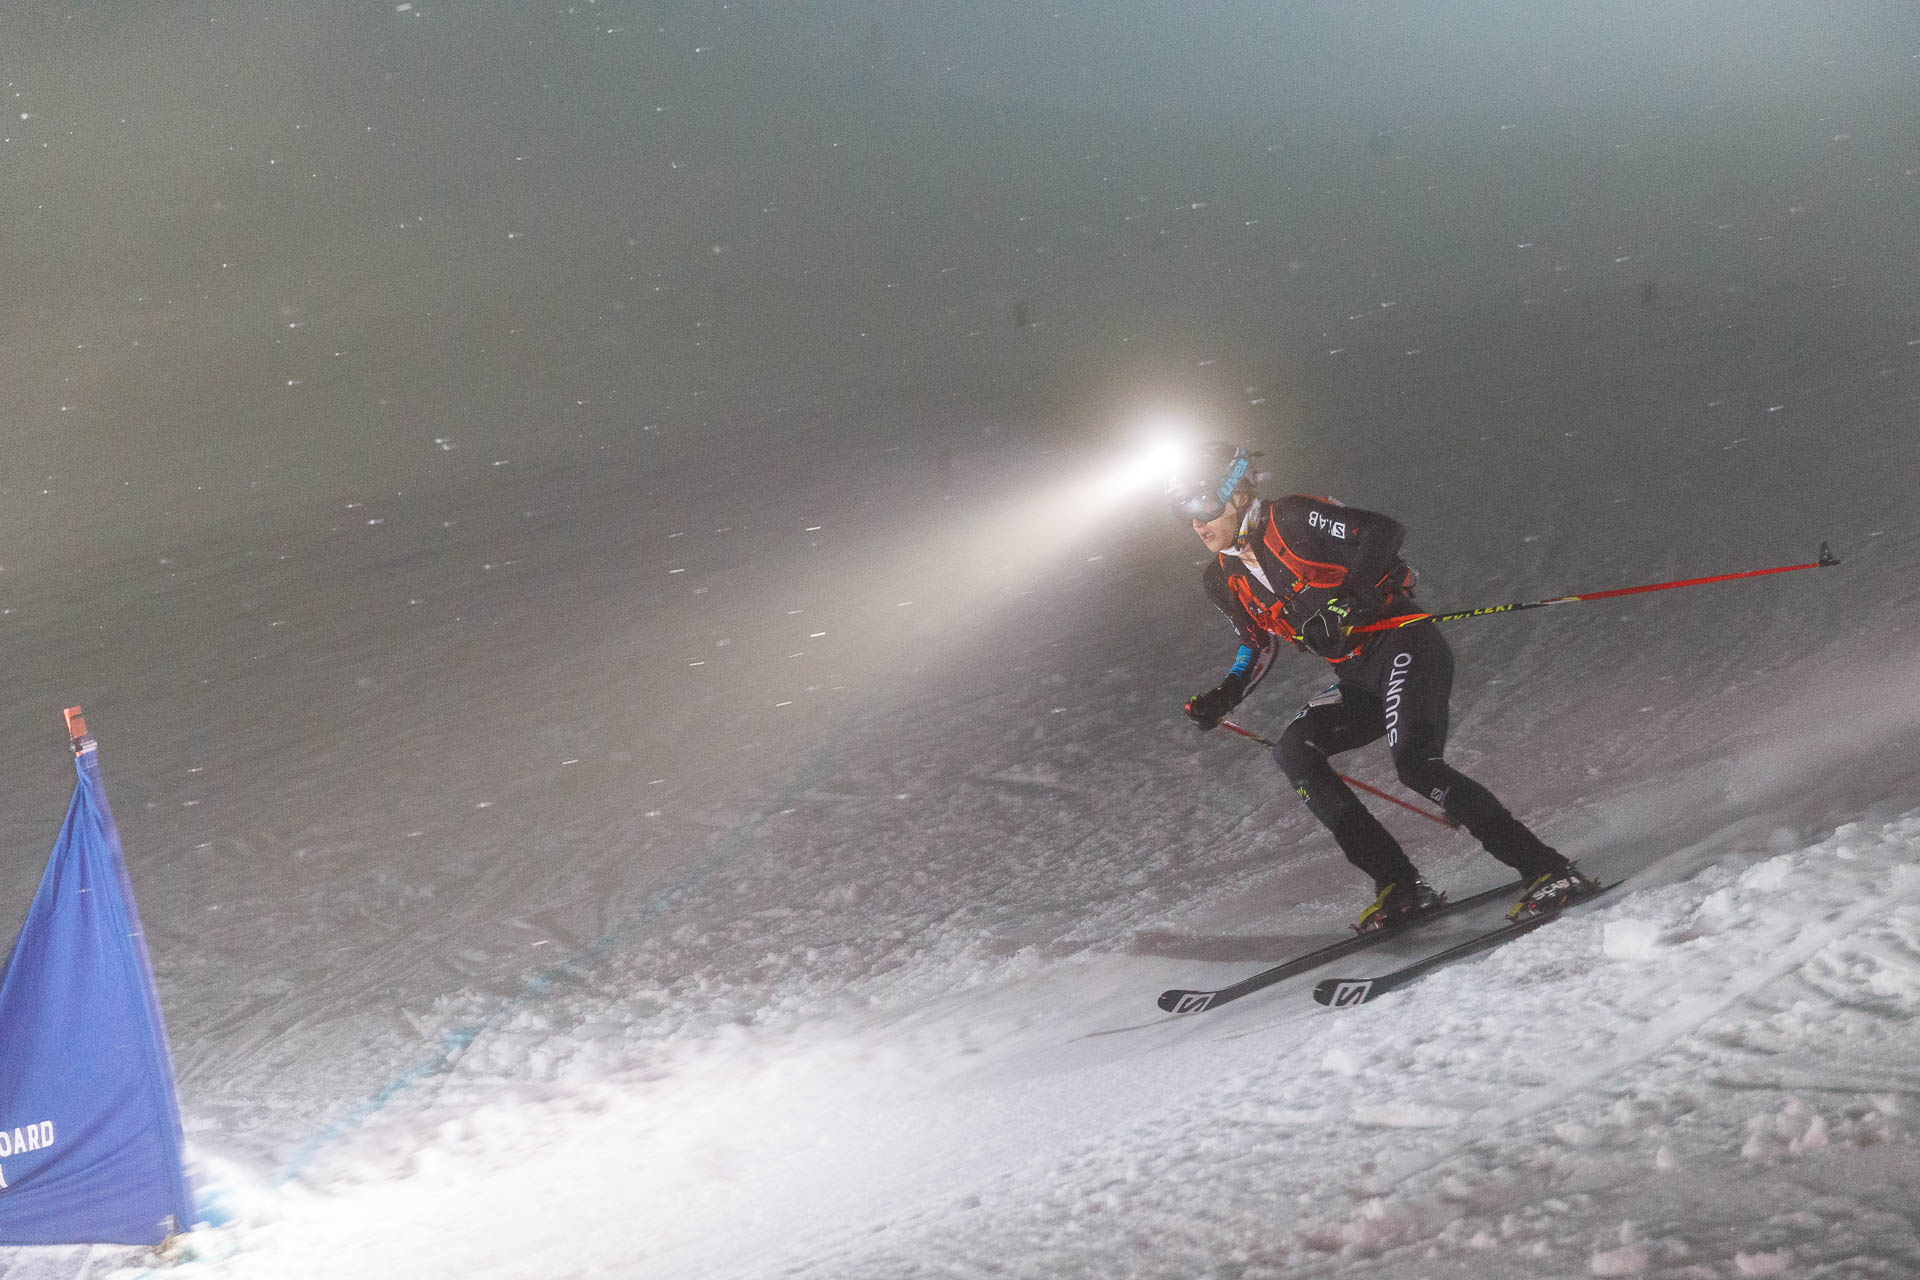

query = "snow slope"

[0,5,1918,1277]
[0,432,1912,1279]
[173,814,1920,1280]
[130,820,1920,1280]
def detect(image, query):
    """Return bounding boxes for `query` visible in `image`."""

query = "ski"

[1311,881,1621,1009]
[1157,878,1528,1015]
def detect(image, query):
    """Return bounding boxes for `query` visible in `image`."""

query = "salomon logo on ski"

[1323,981,1373,1007]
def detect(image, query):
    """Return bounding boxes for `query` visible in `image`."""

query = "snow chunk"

[1602,918,1661,960]
[1265,1107,1325,1126]
[1351,1103,1461,1129]
[1321,1047,1367,1076]
[1739,855,1795,892]
[1693,888,1741,933]
[1741,1098,1829,1160]
[1589,1242,1648,1275]
[1734,1248,1793,1276]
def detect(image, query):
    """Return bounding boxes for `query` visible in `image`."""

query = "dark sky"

[2,1,1916,568]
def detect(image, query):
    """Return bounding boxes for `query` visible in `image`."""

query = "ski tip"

[1158,990,1215,1015]
[1817,540,1840,568]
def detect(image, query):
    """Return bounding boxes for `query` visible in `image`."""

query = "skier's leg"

[1382,624,1572,882]
[1273,687,1421,889]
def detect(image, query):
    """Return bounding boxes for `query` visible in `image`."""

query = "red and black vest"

[1203,495,1413,666]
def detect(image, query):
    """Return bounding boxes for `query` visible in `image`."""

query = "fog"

[6,3,1915,561]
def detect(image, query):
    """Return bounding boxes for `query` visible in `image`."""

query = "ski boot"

[1354,879,1442,934]
[1508,865,1601,920]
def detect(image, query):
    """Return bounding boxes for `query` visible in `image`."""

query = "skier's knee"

[1393,754,1452,807]
[1393,756,1432,791]
[1271,722,1322,783]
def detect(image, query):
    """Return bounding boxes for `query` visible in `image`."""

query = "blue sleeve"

[1202,561,1276,690]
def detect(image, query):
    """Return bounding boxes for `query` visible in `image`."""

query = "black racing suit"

[1200,495,1568,891]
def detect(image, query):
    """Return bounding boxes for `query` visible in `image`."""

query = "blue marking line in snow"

[266,749,837,1189]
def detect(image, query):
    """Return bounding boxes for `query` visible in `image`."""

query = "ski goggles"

[1169,448,1252,523]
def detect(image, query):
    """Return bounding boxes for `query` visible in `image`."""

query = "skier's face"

[1192,494,1246,553]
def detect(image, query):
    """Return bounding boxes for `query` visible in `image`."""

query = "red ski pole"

[1352,542,1841,635]
[1217,719,1458,828]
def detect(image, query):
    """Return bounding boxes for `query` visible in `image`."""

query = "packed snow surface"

[1,448,1912,1280]
[176,813,1920,1280]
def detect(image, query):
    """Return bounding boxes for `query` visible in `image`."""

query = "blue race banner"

[0,710,192,1245]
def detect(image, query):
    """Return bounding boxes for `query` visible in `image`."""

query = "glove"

[1184,672,1248,730]
[1286,589,1376,659]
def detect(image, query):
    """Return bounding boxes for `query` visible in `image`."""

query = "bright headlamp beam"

[1094,429,1205,503]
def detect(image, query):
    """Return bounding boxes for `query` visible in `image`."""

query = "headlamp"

[1169,446,1253,523]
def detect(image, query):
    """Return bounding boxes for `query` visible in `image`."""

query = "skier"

[1172,443,1596,930]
